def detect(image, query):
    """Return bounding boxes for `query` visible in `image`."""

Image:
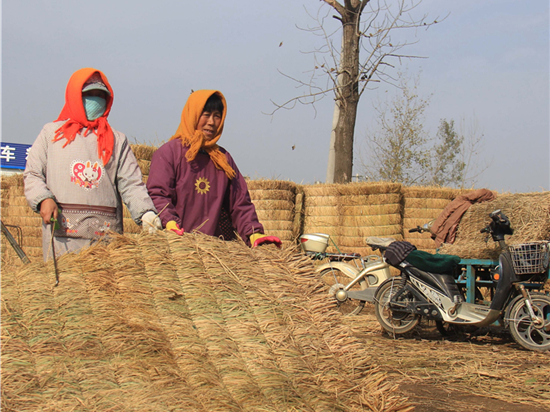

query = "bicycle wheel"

[374,278,420,335]
[508,293,550,352]
[320,268,368,315]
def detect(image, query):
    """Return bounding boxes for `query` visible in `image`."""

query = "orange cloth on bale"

[53,68,115,165]
[170,90,236,179]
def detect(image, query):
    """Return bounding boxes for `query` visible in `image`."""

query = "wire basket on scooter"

[509,241,550,274]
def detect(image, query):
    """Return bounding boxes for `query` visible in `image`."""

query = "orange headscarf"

[170,90,236,179]
[53,68,115,165]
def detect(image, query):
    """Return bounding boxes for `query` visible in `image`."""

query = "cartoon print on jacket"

[71,160,103,189]
[60,216,78,234]
[95,221,111,236]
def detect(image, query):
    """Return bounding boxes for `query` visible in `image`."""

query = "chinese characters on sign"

[0,143,32,170]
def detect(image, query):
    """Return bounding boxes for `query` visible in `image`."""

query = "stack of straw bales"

[1,232,411,411]
[402,186,464,253]
[439,192,550,259]
[247,179,300,244]
[1,173,43,262]
[302,182,403,255]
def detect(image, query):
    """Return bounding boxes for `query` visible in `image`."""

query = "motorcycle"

[371,209,550,351]
[299,233,392,315]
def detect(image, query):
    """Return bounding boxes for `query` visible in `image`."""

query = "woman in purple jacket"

[146,90,281,247]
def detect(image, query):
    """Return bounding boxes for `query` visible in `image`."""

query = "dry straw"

[130,144,157,161]
[402,186,465,253]
[137,159,151,176]
[2,231,412,411]
[439,192,550,259]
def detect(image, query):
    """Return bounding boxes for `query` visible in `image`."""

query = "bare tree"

[455,115,490,188]
[430,119,465,187]
[271,0,440,183]
[359,74,487,187]
[361,73,431,185]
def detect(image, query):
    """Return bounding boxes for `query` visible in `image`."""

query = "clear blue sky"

[2,0,549,193]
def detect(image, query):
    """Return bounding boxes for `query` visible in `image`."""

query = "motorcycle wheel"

[374,278,420,335]
[320,268,368,316]
[508,293,550,352]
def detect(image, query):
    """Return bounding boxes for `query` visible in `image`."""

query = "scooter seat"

[404,250,461,274]
[365,237,396,249]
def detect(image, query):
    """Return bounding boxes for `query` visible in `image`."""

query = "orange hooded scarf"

[53,68,115,165]
[170,90,236,179]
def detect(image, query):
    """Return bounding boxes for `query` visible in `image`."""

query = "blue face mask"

[83,96,107,120]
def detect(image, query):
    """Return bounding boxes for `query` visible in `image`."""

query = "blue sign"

[0,142,32,170]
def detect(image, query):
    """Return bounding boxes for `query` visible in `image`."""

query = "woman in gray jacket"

[24,67,162,261]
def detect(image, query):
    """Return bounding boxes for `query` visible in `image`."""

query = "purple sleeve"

[225,152,264,242]
[146,142,181,227]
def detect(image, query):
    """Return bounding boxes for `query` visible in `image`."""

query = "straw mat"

[1,231,412,411]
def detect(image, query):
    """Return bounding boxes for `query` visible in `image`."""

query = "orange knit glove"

[249,233,282,248]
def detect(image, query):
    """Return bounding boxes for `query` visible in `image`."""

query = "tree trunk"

[325,101,339,183]
[325,1,362,184]
[333,97,359,183]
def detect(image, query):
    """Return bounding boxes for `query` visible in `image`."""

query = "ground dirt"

[341,304,550,412]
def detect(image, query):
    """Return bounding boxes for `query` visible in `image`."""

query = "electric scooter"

[371,210,550,351]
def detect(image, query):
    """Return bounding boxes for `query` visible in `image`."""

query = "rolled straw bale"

[255,209,294,221]
[7,195,29,207]
[292,187,305,237]
[402,186,464,252]
[247,179,297,192]
[1,231,412,411]
[1,173,24,192]
[402,197,455,209]
[5,182,25,197]
[303,181,400,197]
[249,189,295,202]
[2,215,42,229]
[340,214,402,227]
[3,204,37,218]
[402,186,464,199]
[304,214,401,229]
[137,159,151,176]
[306,203,401,217]
[302,183,402,254]
[20,225,42,240]
[304,193,401,207]
[130,143,157,161]
[304,224,402,238]
[403,208,456,219]
[439,192,550,259]
[260,220,294,232]
[248,180,298,241]
[251,199,294,211]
